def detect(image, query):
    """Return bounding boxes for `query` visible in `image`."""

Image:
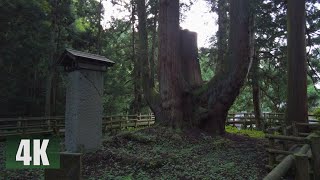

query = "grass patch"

[225,126,265,138]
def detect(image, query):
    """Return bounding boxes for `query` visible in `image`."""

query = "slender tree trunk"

[136,0,162,119]
[130,1,142,114]
[248,10,262,130]
[252,51,262,130]
[286,0,308,131]
[45,0,58,117]
[97,0,103,55]
[216,0,228,74]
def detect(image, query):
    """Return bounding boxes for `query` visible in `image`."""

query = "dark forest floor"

[0,126,268,180]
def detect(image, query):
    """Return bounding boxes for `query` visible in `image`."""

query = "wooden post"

[126,114,129,129]
[21,120,26,135]
[269,138,276,167]
[264,154,295,180]
[52,120,58,135]
[17,118,22,133]
[294,154,309,180]
[47,118,51,131]
[282,125,288,150]
[293,122,298,136]
[310,135,320,180]
[110,117,113,129]
[146,113,150,127]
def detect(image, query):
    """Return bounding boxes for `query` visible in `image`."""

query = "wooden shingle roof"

[60,49,115,67]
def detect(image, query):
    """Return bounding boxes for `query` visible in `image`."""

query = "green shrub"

[313,107,320,120]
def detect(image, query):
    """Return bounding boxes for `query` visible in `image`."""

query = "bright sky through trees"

[102,0,217,48]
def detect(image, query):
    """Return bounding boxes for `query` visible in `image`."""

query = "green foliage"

[313,107,320,120]
[225,126,265,138]
[199,48,214,81]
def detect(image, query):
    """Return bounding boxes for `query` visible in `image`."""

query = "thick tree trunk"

[180,30,203,88]
[203,0,251,135]
[158,0,183,128]
[286,0,308,131]
[180,30,203,127]
[149,7,158,87]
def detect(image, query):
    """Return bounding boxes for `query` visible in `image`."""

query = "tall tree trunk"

[252,51,262,130]
[130,1,142,114]
[158,0,183,128]
[45,0,58,117]
[249,10,262,130]
[149,7,158,87]
[286,0,308,131]
[136,0,161,116]
[216,0,228,74]
[203,0,251,135]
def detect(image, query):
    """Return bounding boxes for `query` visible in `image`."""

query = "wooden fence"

[264,122,320,180]
[0,113,319,140]
[0,114,156,140]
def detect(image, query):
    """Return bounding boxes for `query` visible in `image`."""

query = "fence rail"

[264,122,320,180]
[0,114,156,140]
[0,113,319,140]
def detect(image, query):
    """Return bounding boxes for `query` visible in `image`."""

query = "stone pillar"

[65,69,104,152]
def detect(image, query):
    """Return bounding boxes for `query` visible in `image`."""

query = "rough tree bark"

[180,30,203,127]
[201,0,252,134]
[286,0,308,130]
[158,0,184,128]
[130,1,142,114]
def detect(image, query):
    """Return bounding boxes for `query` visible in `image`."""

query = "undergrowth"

[84,126,267,179]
